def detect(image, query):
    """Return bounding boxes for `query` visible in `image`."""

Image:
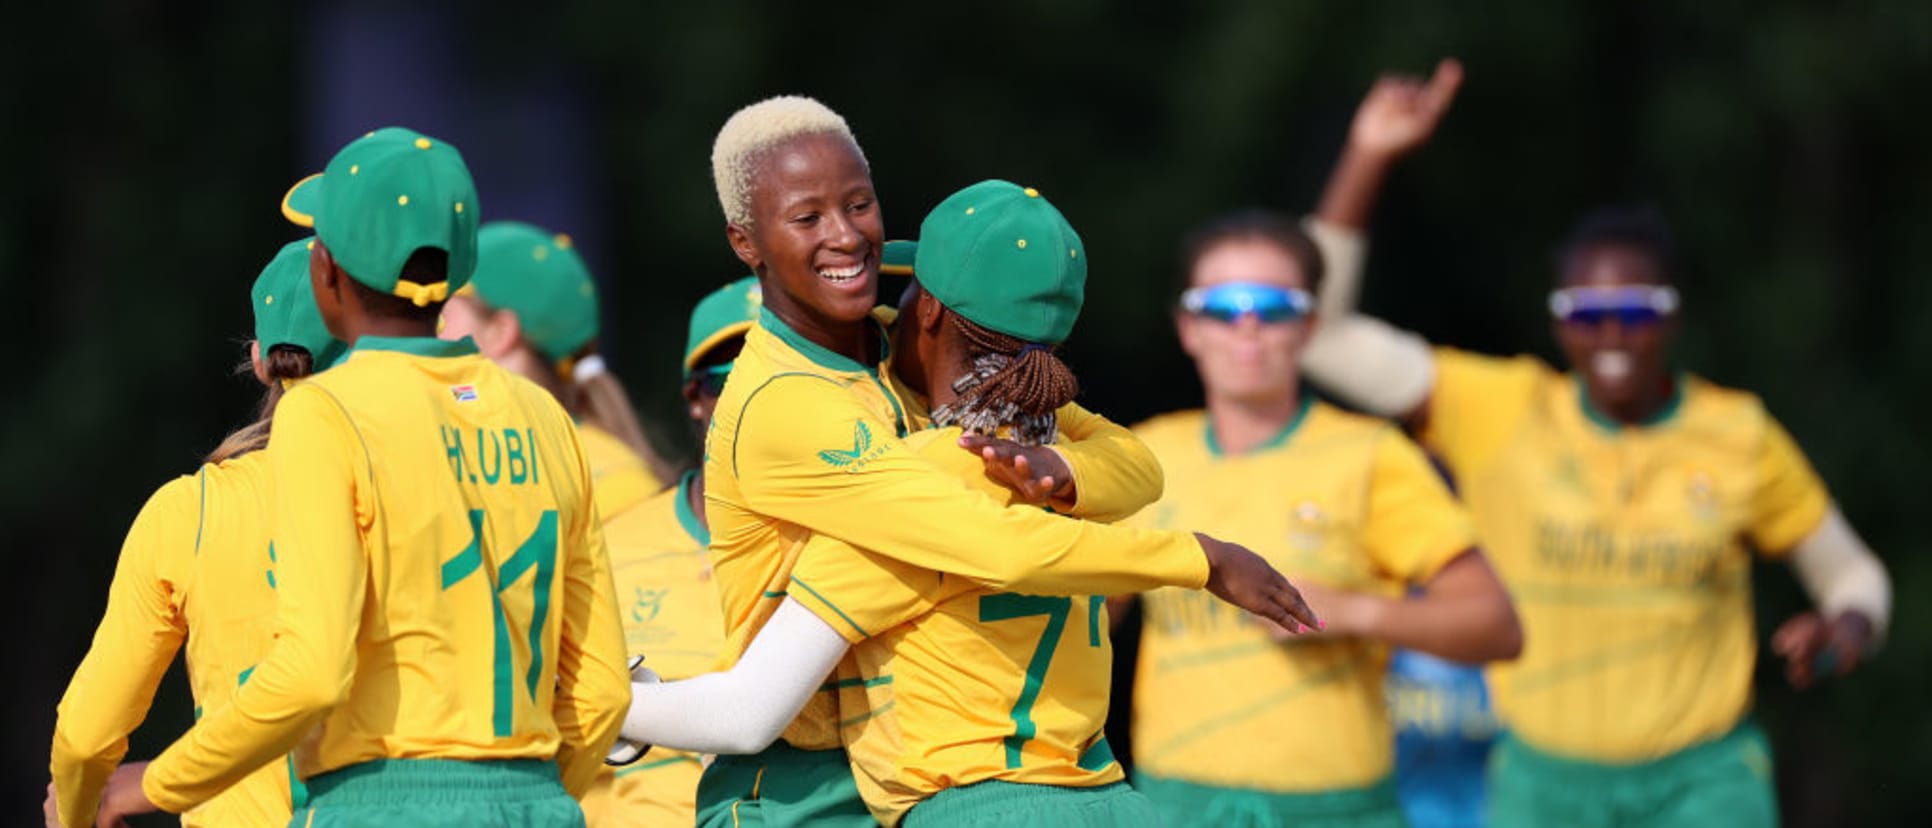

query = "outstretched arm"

[620,599,850,755]
[1296,550,1521,663]
[1773,508,1891,688]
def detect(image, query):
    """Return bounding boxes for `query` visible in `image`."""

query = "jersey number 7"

[440,509,560,738]
[978,593,1105,769]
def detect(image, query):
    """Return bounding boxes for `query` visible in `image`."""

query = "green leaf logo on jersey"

[819,420,874,468]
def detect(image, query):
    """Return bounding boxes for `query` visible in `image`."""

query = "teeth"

[818,264,863,281]
[1593,350,1632,381]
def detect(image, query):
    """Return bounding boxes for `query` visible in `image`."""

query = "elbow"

[1483,601,1525,662]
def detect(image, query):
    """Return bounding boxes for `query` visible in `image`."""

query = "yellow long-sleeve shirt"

[702,308,1208,750]
[50,453,295,828]
[789,426,1129,826]
[1422,348,1830,760]
[141,336,631,813]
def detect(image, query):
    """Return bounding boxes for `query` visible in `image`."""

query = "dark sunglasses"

[691,362,734,397]
[1548,286,1679,327]
[1180,282,1314,324]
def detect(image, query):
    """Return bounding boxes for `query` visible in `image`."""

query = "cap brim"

[281,172,323,228]
[880,239,918,276]
[683,321,756,373]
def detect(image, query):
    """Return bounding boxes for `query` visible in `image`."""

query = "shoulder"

[1675,374,1780,451]
[1130,409,1206,449]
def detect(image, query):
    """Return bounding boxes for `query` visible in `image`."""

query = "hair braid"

[928,314,1080,446]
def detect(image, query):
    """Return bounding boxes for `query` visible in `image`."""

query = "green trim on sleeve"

[672,469,709,546]
[788,575,871,639]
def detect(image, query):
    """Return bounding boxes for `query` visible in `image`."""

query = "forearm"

[620,599,848,755]
[142,662,339,813]
[552,520,634,797]
[1346,551,1521,663]
[1315,145,1401,231]
[1048,402,1164,521]
[1790,508,1892,640]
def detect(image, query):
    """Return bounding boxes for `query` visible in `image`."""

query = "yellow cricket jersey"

[1129,401,1476,793]
[1421,347,1831,761]
[579,469,722,827]
[789,426,1125,826]
[142,337,631,813]
[579,421,661,520]
[50,453,294,828]
[703,307,1208,751]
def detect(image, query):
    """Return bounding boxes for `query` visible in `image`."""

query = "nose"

[825,209,863,252]
[1596,317,1627,347]
[1231,312,1265,336]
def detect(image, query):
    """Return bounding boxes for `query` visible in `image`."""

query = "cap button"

[1023,187,1040,198]
[554,233,574,249]
[397,195,410,206]
[415,137,432,150]
[1016,239,1028,249]
[265,295,275,305]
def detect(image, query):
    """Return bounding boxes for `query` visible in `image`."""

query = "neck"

[774,304,876,364]
[924,341,974,413]
[1589,373,1677,426]
[1206,385,1303,456]
[502,346,563,398]
[342,316,437,343]
[686,469,708,531]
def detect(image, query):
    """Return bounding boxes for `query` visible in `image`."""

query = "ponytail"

[928,314,1081,446]
[206,345,316,464]
[560,351,679,485]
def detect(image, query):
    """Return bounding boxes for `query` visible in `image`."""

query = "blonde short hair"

[711,95,868,226]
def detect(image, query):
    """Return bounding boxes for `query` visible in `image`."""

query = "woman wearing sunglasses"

[1299,200,1892,826]
[1120,210,1523,828]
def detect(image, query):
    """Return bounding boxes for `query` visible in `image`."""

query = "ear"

[249,340,270,385]
[310,242,341,293]
[916,288,945,332]
[477,308,525,359]
[725,223,762,271]
[680,377,705,413]
[1175,310,1204,358]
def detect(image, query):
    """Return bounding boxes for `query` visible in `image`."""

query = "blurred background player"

[93,127,632,826]
[1301,124,1893,827]
[1117,207,1521,828]
[619,180,1322,827]
[577,277,755,827]
[687,97,1317,826]
[47,238,342,828]
[439,220,675,514]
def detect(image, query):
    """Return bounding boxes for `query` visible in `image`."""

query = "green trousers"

[292,758,581,827]
[906,780,1157,827]
[1133,771,1406,828]
[1487,722,1777,828]
[694,742,873,828]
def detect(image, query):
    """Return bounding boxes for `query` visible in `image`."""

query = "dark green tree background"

[5,2,1926,824]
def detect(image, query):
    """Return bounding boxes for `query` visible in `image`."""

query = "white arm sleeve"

[619,598,850,755]
[1299,217,1437,417]
[1789,507,1892,639]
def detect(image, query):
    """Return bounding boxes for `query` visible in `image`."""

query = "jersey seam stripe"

[305,385,379,493]
[819,674,893,691]
[612,754,702,778]
[728,371,846,478]
[838,699,895,729]
[193,467,208,555]
[787,575,870,639]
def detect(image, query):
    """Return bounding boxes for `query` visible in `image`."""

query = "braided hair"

[928,313,1081,446]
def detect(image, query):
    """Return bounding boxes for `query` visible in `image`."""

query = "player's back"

[296,338,599,766]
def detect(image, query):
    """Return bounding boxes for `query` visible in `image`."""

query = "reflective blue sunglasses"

[690,362,734,396]
[1181,282,1314,324]
[1548,286,1679,327]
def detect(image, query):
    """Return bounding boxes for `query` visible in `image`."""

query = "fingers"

[1280,584,1324,632]
[1424,57,1465,107]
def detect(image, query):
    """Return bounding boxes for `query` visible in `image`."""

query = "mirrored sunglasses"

[691,362,734,397]
[1548,285,1679,327]
[1181,282,1314,324]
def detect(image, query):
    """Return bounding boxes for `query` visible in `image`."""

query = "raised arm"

[1301,58,1462,426]
[49,477,194,828]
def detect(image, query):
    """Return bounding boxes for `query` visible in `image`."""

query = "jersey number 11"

[440,509,560,738]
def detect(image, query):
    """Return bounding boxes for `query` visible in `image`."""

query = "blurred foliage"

[4,1,1928,824]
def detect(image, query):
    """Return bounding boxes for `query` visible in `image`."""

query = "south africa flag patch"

[450,384,478,402]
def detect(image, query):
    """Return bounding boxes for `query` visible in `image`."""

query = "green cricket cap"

[252,238,347,370]
[914,180,1085,344]
[466,221,599,362]
[280,127,480,306]
[684,276,763,374]
[880,239,918,276]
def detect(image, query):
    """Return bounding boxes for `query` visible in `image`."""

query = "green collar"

[1205,393,1315,458]
[1577,374,1686,432]
[351,335,480,358]
[674,468,709,547]
[758,306,888,375]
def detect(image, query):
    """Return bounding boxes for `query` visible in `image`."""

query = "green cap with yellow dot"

[466,221,599,363]
[914,179,1086,345]
[684,276,763,374]
[280,127,480,306]
[252,237,347,370]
